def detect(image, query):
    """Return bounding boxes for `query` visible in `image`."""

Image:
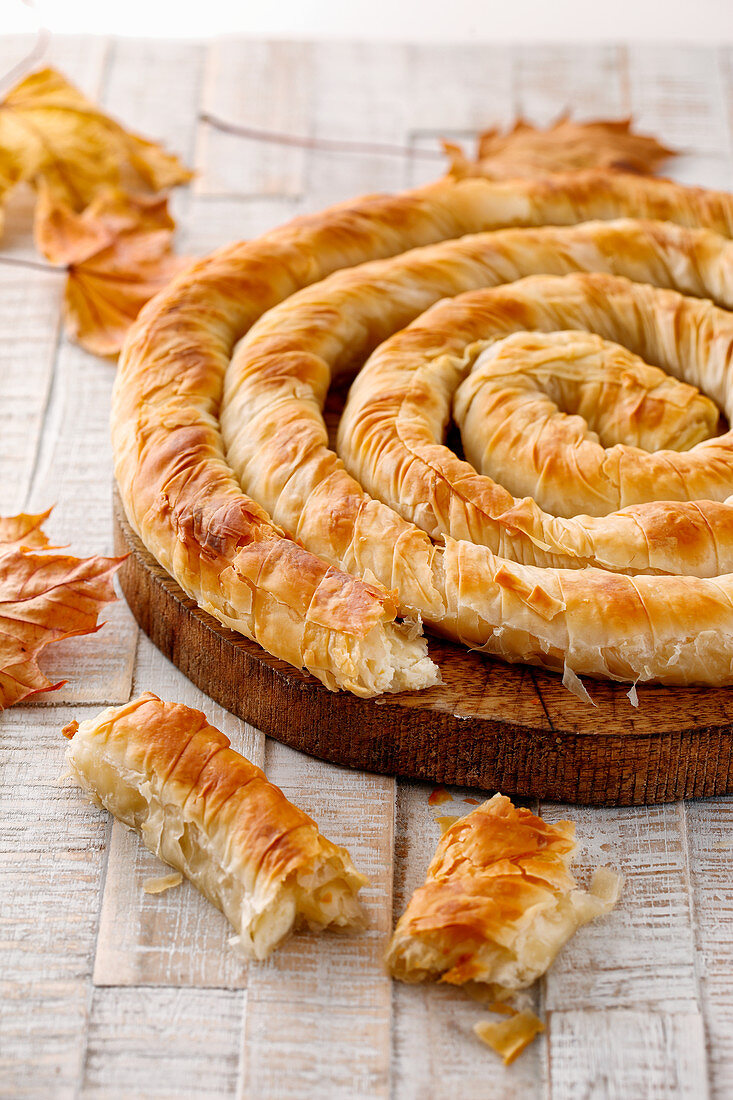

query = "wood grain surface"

[2,34,733,1100]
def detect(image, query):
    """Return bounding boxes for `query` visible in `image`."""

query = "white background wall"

[5,0,733,41]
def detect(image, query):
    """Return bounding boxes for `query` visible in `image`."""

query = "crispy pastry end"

[65,692,369,958]
[386,793,621,994]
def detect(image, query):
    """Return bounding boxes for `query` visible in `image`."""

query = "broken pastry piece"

[386,793,621,995]
[63,692,368,959]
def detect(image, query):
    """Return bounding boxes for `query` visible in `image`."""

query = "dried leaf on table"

[445,116,675,180]
[0,511,124,710]
[0,508,53,551]
[0,159,22,238]
[35,186,191,357]
[0,66,192,232]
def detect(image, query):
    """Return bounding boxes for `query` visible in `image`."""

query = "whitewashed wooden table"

[1,34,733,1100]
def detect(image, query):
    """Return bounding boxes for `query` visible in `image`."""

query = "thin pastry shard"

[385,794,621,994]
[143,872,183,894]
[474,1009,545,1065]
[63,692,368,959]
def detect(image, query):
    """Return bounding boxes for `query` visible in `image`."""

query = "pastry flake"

[142,872,183,894]
[474,1009,545,1065]
[64,692,368,959]
[385,793,621,995]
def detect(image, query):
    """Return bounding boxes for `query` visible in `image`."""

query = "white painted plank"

[391,783,544,1100]
[101,38,204,169]
[0,266,61,516]
[81,987,243,1099]
[405,44,515,187]
[197,39,313,198]
[0,705,110,1098]
[685,798,733,1100]
[41,35,110,99]
[628,44,731,188]
[178,194,305,257]
[405,43,515,133]
[93,634,263,989]
[305,40,412,208]
[23,338,137,706]
[687,51,733,1100]
[101,37,204,233]
[514,43,627,124]
[540,802,699,1013]
[0,34,110,100]
[723,47,733,169]
[240,741,394,1100]
[548,1010,709,1100]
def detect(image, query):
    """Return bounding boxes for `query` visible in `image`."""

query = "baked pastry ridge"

[385,793,620,995]
[63,693,368,959]
[114,170,733,692]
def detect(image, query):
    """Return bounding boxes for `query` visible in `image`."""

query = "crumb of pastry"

[143,872,183,894]
[428,786,451,806]
[474,1010,545,1065]
[435,815,460,834]
[65,693,369,959]
[487,1000,518,1017]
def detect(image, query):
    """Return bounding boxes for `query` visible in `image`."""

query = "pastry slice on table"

[63,692,368,959]
[386,793,621,1059]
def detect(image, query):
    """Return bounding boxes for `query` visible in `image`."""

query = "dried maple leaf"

[0,66,192,229]
[35,186,191,357]
[445,116,675,180]
[0,159,22,237]
[0,508,53,551]
[0,511,124,710]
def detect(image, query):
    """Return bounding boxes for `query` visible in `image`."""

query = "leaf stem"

[199,112,447,161]
[0,0,51,96]
[0,253,63,274]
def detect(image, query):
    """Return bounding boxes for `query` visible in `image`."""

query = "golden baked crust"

[64,692,368,958]
[385,793,620,994]
[113,170,733,691]
[454,329,721,517]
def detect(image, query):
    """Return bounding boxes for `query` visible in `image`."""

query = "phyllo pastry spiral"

[114,163,733,695]
[385,793,620,994]
[63,692,368,959]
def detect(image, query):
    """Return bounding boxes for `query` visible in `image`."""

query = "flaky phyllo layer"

[113,166,733,693]
[385,794,620,995]
[64,693,367,959]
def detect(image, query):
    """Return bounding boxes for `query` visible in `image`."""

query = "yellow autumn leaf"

[0,66,192,229]
[35,185,191,357]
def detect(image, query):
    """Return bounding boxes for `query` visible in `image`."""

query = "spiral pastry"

[112,169,733,696]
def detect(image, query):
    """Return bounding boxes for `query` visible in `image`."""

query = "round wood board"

[113,488,733,806]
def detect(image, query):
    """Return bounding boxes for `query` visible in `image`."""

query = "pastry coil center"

[339,274,730,526]
[457,331,720,517]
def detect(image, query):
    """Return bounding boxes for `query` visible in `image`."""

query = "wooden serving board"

[113,488,733,806]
